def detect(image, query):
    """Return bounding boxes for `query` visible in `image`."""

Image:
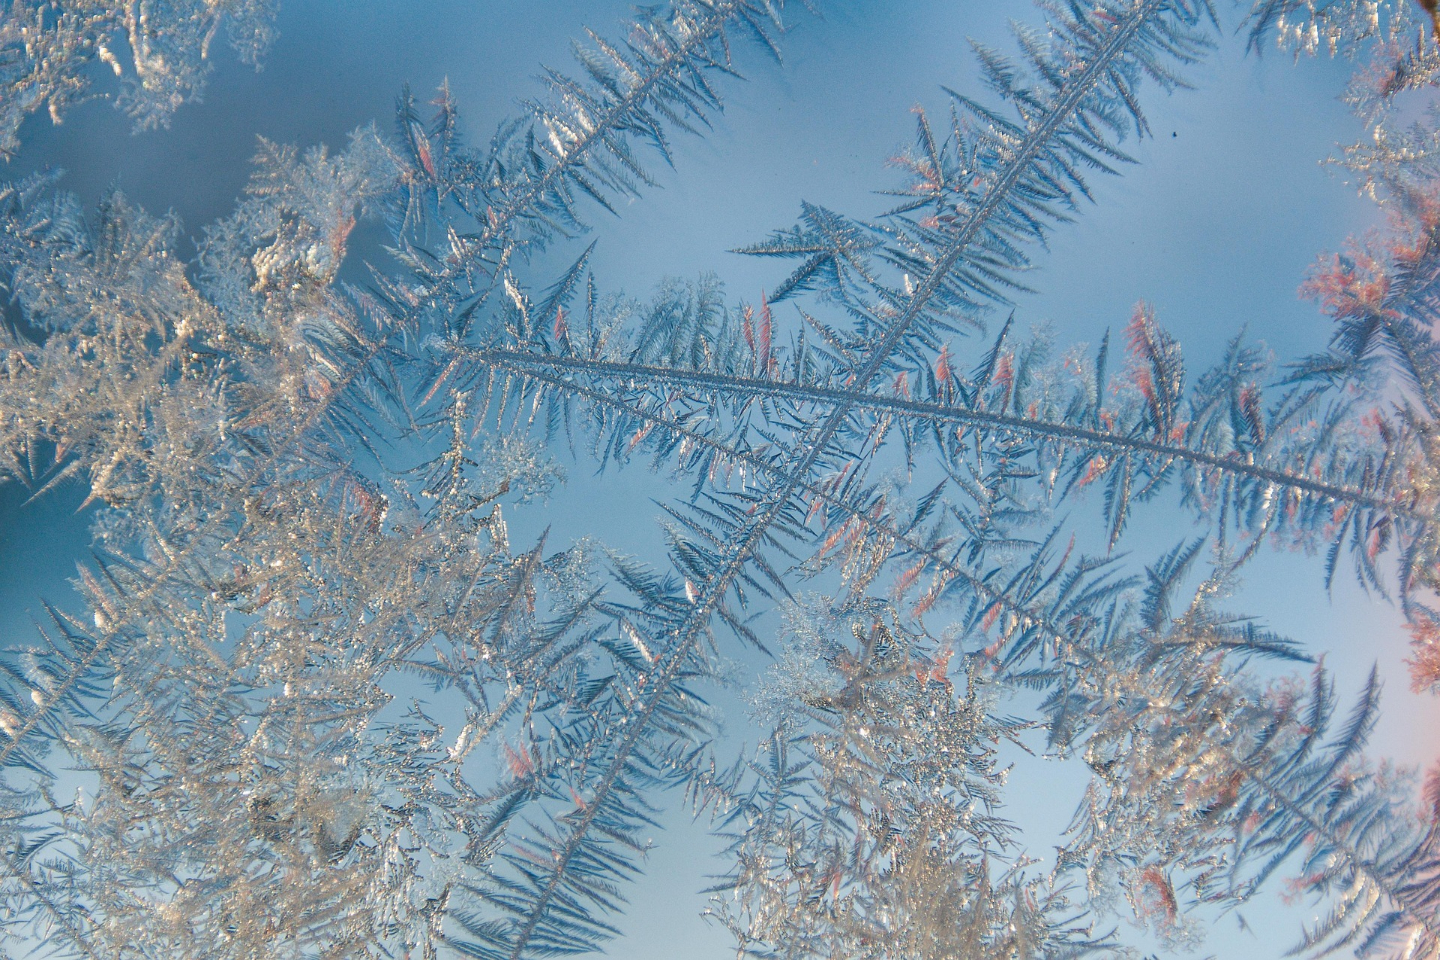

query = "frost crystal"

[2,1,1440,958]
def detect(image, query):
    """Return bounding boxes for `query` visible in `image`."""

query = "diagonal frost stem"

[461,346,1425,523]
[0,0,776,771]
[491,4,1207,956]
[0,6,796,948]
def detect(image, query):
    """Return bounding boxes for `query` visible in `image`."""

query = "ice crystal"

[1,1,1439,958]
[0,0,278,158]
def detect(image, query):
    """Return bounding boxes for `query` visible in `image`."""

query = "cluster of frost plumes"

[0,0,277,159]
[0,127,602,957]
[720,598,1081,960]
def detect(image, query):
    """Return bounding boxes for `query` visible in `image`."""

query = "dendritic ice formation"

[0,0,278,159]
[0,1,1439,959]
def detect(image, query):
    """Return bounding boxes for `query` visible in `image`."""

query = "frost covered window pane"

[1,1,1439,958]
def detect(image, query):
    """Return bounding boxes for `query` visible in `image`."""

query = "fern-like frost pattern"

[0,0,1438,958]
